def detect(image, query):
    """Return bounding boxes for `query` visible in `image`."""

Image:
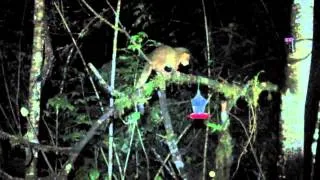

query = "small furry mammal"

[136,45,190,88]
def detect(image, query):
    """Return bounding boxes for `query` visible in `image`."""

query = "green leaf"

[103,175,109,180]
[128,32,148,52]
[20,107,29,117]
[128,44,142,52]
[127,112,141,124]
[137,31,148,38]
[206,122,223,133]
[89,168,100,180]
[76,114,92,125]
[63,131,84,142]
[144,81,155,96]
[65,163,73,174]
[121,142,129,153]
[115,95,133,111]
[150,106,161,124]
[154,175,163,180]
[47,95,76,112]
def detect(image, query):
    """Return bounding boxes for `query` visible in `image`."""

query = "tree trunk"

[280,0,314,179]
[25,0,45,179]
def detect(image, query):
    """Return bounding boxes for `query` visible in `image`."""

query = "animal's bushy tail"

[136,63,152,88]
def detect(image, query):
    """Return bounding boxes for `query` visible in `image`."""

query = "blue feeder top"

[191,89,208,113]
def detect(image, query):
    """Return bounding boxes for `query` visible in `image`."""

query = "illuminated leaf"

[89,169,100,180]
[127,112,141,124]
[20,107,29,117]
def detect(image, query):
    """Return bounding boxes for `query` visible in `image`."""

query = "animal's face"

[180,52,190,66]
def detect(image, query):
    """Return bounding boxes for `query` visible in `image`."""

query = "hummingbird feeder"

[284,36,295,53]
[188,87,211,120]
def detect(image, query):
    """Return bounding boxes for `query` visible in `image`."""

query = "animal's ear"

[180,53,190,66]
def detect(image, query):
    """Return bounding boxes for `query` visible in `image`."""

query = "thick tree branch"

[60,108,114,175]
[0,130,72,153]
[157,90,188,179]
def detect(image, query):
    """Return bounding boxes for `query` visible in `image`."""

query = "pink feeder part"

[284,36,295,53]
[188,113,211,120]
[284,37,294,43]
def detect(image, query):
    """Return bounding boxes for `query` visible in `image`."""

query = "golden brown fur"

[136,45,190,88]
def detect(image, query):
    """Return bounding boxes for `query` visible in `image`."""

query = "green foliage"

[206,121,223,133]
[166,132,177,141]
[242,71,275,108]
[127,112,141,124]
[215,132,233,169]
[127,32,160,53]
[219,83,241,104]
[217,72,276,109]
[244,74,261,108]
[62,130,85,142]
[44,93,95,145]
[75,114,92,125]
[114,93,134,112]
[142,104,162,132]
[150,105,162,124]
[120,141,129,153]
[155,74,168,89]
[291,3,301,37]
[128,32,148,52]
[74,166,90,180]
[154,175,163,180]
[47,95,76,112]
[100,60,139,90]
[88,168,100,180]
[112,77,158,113]
[143,81,156,96]
[74,167,100,180]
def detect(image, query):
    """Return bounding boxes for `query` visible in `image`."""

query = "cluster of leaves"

[74,167,101,180]
[45,93,94,144]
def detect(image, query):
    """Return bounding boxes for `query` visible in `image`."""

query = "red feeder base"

[188,113,211,120]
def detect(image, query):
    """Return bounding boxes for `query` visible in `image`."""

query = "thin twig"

[81,0,151,64]
[0,168,24,180]
[80,0,124,32]
[1,63,18,129]
[123,124,135,177]
[108,0,122,178]
[152,148,177,179]
[113,144,124,178]
[15,0,28,135]
[136,124,150,180]
[53,2,104,112]
[201,0,212,178]
[229,112,265,180]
